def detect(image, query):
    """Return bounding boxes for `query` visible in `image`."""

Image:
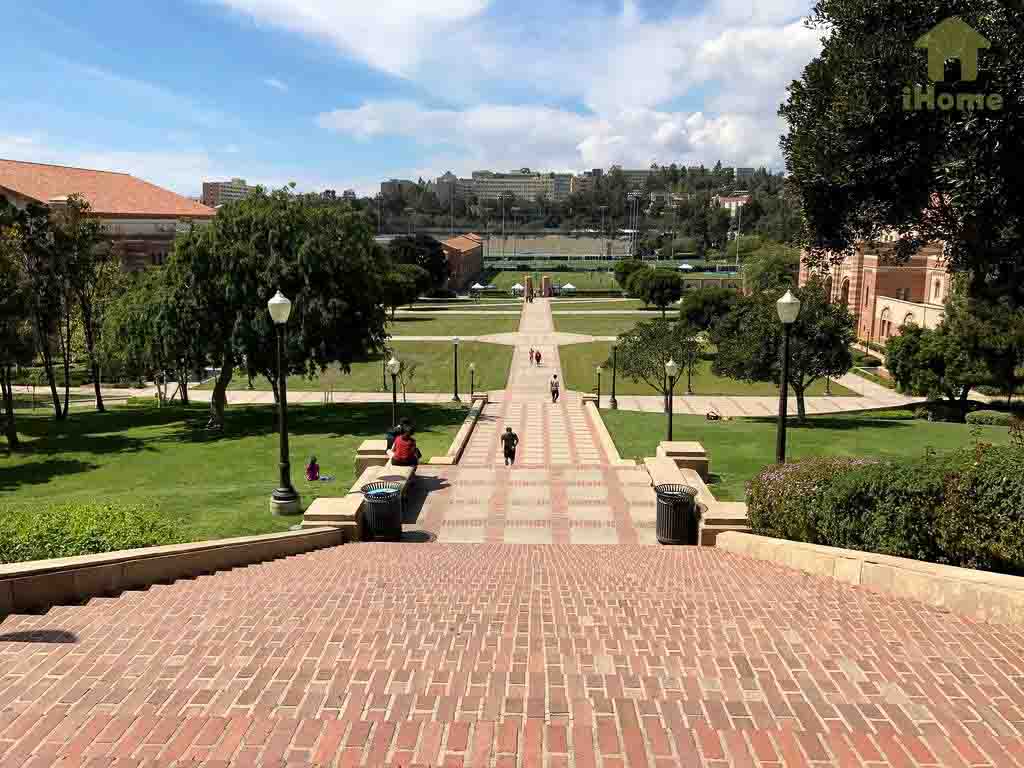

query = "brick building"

[0,159,215,270]
[799,236,950,344]
[441,232,484,291]
[201,177,258,207]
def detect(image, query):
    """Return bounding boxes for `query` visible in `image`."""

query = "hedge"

[746,446,1024,574]
[0,502,183,565]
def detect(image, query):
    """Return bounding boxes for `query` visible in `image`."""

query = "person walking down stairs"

[550,373,560,403]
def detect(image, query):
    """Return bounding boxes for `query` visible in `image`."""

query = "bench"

[355,439,390,475]
[642,458,750,546]
[300,465,382,540]
[656,441,709,480]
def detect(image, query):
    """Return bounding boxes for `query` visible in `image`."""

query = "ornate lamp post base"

[270,488,302,516]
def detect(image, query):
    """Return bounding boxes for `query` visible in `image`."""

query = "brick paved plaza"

[2,300,1023,765]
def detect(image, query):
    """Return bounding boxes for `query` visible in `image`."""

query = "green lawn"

[1,403,467,542]
[490,271,620,290]
[602,410,1010,501]
[553,315,667,336]
[560,342,857,397]
[202,341,513,393]
[388,314,520,336]
[550,300,657,312]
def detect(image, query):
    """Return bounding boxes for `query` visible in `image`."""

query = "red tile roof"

[0,159,215,219]
[443,235,483,253]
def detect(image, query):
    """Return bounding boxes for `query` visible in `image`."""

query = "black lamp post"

[268,291,300,516]
[776,290,802,464]
[596,366,602,408]
[387,355,401,426]
[452,336,461,402]
[665,359,679,441]
[610,341,619,410]
[469,362,475,399]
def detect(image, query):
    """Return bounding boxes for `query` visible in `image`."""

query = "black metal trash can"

[654,484,699,545]
[361,481,403,541]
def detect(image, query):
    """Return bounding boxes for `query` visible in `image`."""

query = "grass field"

[201,341,513,393]
[388,314,520,336]
[602,410,1010,501]
[560,342,857,397]
[490,271,619,290]
[1,403,466,541]
[553,315,658,336]
[550,300,656,312]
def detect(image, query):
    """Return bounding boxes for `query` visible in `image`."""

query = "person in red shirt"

[305,456,320,481]
[390,427,422,467]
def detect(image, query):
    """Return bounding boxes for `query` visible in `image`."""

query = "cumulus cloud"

[263,77,288,91]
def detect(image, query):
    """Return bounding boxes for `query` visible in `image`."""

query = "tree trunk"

[208,352,233,430]
[80,304,105,413]
[794,383,808,422]
[0,367,18,450]
[59,294,72,420]
[37,320,62,419]
[178,370,190,405]
[954,388,971,423]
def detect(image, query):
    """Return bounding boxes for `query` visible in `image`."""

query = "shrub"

[861,409,916,420]
[425,288,457,299]
[746,446,1024,574]
[966,410,1016,426]
[0,502,183,565]
[914,402,966,422]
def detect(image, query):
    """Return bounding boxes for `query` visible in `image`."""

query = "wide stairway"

[2,543,1020,766]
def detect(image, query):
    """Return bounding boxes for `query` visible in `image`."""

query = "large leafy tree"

[741,245,800,292]
[885,319,987,421]
[56,195,118,413]
[381,263,431,318]
[780,0,1024,295]
[613,319,699,412]
[174,188,389,428]
[634,269,684,318]
[613,258,646,288]
[712,280,855,420]
[679,286,737,331]
[0,236,34,449]
[388,234,449,289]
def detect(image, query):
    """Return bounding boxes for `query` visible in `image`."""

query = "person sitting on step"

[390,426,422,467]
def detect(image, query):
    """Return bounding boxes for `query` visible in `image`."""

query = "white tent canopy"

[471,282,486,289]
[511,283,525,291]
[561,283,577,291]
[677,263,694,271]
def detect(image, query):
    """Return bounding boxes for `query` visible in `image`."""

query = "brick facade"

[442,233,484,291]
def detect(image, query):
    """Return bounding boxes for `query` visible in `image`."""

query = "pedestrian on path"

[500,427,520,466]
[550,374,560,403]
[529,348,535,365]
[535,350,542,366]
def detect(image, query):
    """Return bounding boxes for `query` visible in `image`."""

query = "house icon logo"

[914,17,990,82]
[903,17,1002,112]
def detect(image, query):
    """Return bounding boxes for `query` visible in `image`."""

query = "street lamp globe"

[776,290,801,325]
[267,290,292,325]
[453,336,460,347]
[665,359,679,378]
[469,363,475,372]
[387,356,401,376]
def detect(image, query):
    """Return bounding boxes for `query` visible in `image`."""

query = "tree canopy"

[780,0,1024,294]
[741,244,800,293]
[678,286,738,331]
[632,269,684,318]
[613,319,700,410]
[711,280,855,419]
[388,234,449,289]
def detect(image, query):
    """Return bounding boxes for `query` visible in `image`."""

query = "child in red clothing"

[391,429,422,467]
[305,456,320,481]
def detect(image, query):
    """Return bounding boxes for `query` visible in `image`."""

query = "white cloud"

[263,77,288,92]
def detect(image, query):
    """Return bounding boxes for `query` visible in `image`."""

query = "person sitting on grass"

[306,456,320,481]
[390,426,422,467]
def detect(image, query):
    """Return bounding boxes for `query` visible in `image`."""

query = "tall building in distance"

[735,167,756,182]
[201,178,258,207]
[464,169,573,203]
[380,178,418,198]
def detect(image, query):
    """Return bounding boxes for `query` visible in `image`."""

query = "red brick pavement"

[2,544,1024,766]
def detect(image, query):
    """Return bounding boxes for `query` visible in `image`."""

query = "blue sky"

[0,0,819,196]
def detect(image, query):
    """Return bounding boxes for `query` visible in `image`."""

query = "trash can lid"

[653,483,698,498]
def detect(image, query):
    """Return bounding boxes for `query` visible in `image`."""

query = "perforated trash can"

[654,484,699,545]
[361,481,403,541]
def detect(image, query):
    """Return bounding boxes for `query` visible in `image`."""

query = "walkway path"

[412,298,659,546]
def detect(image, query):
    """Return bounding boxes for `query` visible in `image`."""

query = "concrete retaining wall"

[583,399,636,466]
[428,395,487,465]
[0,528,342,615]
[717,532,1024,626]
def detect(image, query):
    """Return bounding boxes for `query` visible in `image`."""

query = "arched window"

[933,278,942,301]
[880,307,891,338]
[824,276,833,302]
[840,278,851,307]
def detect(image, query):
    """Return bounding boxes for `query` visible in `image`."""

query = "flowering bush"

[747,446,1024,574]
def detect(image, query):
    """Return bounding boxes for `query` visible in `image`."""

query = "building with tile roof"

[441,233,484,291]
[0,159,215,270]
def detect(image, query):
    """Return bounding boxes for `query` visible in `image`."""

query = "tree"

[389,234,449,289]
[634,269,683,318]
[381,269,416,319]
[56,195,117,413]
[614,319,699,412]
[174,188,389,428]
[0,237,34,449]
[613,258,646,289]
[677,323,705,394]
[741,245,800,292]
[780,0,1023,296]
[885,321,986,422]
[679,286,737,331]
[711,280,855,420]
